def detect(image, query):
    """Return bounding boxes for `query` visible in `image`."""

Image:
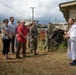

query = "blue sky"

[0,0,72,24]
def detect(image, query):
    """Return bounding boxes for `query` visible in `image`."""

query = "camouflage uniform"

[44,27,53,52]
[30,25,38,54]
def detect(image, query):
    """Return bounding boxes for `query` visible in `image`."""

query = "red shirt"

[17,24,28,42]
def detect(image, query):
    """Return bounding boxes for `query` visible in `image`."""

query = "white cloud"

[0,0,72,23]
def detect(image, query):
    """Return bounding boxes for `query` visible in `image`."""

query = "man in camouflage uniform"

[30,21,38,55]
[43,23,53,52]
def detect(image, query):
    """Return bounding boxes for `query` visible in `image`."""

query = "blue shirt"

[8,21,16,35]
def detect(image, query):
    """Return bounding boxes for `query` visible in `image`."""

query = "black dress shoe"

[70,62,76,66]
[34,53,38,55]
[16,56,21,59]
[23,54,27,58]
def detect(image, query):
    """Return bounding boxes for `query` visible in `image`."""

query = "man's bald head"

[68,18,75,25]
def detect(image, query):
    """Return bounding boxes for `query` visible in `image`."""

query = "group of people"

[1,17,76,66]
[44,18,76,66]
[1,17,40,59]
[1,17,16,59]
[1,17,53,60]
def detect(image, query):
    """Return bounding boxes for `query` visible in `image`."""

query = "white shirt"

[69,23,76,41]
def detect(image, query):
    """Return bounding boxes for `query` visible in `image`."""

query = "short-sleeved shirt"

[17,24,28,42]
[1,24,11,39]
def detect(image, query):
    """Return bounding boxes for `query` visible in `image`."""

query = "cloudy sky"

[0,0,72,24]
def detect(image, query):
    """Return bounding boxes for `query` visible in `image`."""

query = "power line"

[0,1,26,16]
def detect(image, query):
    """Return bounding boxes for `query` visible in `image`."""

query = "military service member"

[43,23,53,52]
[30,21,38,55]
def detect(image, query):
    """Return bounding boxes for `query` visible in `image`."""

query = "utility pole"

[55,18,57,23]
[48,17,51,23]
[30,7,36,22]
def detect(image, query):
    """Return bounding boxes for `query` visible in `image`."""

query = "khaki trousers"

[16,41,26,57]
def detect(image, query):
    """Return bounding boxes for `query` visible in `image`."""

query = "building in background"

[59,0,76,22]
[52,22,68,30]
[24,19,39,26]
